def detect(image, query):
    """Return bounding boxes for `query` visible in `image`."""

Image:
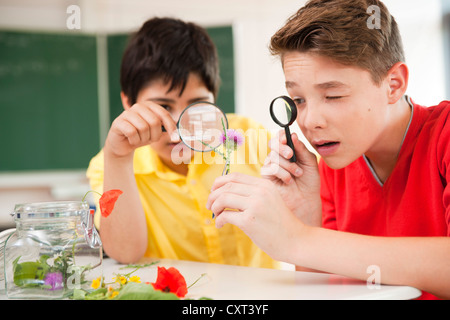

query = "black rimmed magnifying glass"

[270,96,297,163]
[170,101,228,152]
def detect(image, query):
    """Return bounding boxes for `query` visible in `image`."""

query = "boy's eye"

[160,104,170,110]
[326,96,343,100]
[293,98,305,105]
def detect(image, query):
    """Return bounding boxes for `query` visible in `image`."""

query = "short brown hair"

[120,17,220,105]
[270,0,405,84]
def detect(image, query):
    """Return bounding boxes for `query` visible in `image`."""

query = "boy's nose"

[300,103,327,131]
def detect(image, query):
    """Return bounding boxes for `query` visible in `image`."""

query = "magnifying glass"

[270,96,297,162]
[176,101,228,152]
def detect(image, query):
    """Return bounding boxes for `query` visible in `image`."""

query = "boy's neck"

[165,160,189,176]
[364,96,412,184]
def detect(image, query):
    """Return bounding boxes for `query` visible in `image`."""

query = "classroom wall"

[0,0,446,228]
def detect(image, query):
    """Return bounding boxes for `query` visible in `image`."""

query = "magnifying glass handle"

[284,127,297,163]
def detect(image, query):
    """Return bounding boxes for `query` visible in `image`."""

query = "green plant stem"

[82,190,102,202]
[187,273,207,289]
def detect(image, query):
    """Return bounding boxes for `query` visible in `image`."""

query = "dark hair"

[270,0,405,84]
[120,17,220,105]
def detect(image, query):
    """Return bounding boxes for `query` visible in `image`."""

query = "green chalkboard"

[107,26,235,124]
[0,26,234,172]
[107,33,130,124]
[207,26,235,114]
[0,31,99,171]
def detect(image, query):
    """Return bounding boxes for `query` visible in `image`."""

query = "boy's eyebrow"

[285,81,297,89]
[315,81,349,89]
[285,81,350,90]
[149,98,175,104]
[148,96,212,105]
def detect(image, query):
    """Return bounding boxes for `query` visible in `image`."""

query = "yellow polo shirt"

[86,114,277,269]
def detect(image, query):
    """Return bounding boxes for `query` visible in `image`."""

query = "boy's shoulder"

[414,99,450,120]
[412,99,450,138]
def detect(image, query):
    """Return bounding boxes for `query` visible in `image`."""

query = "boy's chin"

[321,156,355,170]
[167,143,194,165]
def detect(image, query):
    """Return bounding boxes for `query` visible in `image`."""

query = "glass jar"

[2,201,103,299]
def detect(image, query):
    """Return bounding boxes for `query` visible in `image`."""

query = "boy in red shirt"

[206,0,450,299]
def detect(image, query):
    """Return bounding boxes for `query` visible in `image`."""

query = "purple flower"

[221,129,244,150]
[44,272,64,291]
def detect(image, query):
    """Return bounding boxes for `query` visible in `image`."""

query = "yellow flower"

[114,276,127,285]
[91,277,102,289]
[129,275,141,283]
[109,290,119,299]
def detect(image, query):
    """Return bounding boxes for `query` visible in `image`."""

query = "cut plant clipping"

[83,189,123,218]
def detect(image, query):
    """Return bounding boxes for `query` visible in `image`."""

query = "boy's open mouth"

[313,140,340,156]
[316,141,338,147]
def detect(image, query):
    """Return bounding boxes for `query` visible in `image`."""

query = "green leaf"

[13,261,43,286]
[85,288,109,300]
[71,288,109,300]
[71,289,87,300]
[114,282,179,300]
[13,255,53,287]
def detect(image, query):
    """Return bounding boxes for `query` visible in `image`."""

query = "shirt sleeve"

[319,159,337,230]
[85,150,105,228]
[436,110,450,236]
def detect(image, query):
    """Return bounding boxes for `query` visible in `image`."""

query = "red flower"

[99,189,123,217]
[151,266,188,298]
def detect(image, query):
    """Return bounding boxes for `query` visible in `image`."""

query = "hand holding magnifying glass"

[270,96,297,163]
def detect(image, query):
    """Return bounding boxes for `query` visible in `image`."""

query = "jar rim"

[13,201,89,219]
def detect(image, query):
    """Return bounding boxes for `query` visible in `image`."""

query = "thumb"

[291,133,318,167]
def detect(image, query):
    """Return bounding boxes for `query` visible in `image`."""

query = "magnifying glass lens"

[270,97,295,126]
[270,96,297,163]
[178,101,228,152]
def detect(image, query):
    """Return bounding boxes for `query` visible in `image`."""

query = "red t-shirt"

[319,98,450,300]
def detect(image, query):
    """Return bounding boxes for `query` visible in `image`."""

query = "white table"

[102,258,421,300]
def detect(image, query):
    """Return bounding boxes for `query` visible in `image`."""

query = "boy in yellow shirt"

[87,17,276,268]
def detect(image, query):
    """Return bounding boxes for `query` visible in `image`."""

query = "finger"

[131,104,169,142]
[111,115,144,147]
[206,180,254,210]
[119,106,160,144]
[141,102,178,141]
[215,209,244,229]
[209,193,248,218]
[272,131,317,168]
[291,133,318,167]
[262,151,303,180]
[210,172,261,192]
[268,132,295,161]
[261,163,293,184]
[122,110,152,143]
[267,131,283,152]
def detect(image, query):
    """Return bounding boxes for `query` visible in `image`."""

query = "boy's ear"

[386,62,409,104]
[120,91,132,110]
